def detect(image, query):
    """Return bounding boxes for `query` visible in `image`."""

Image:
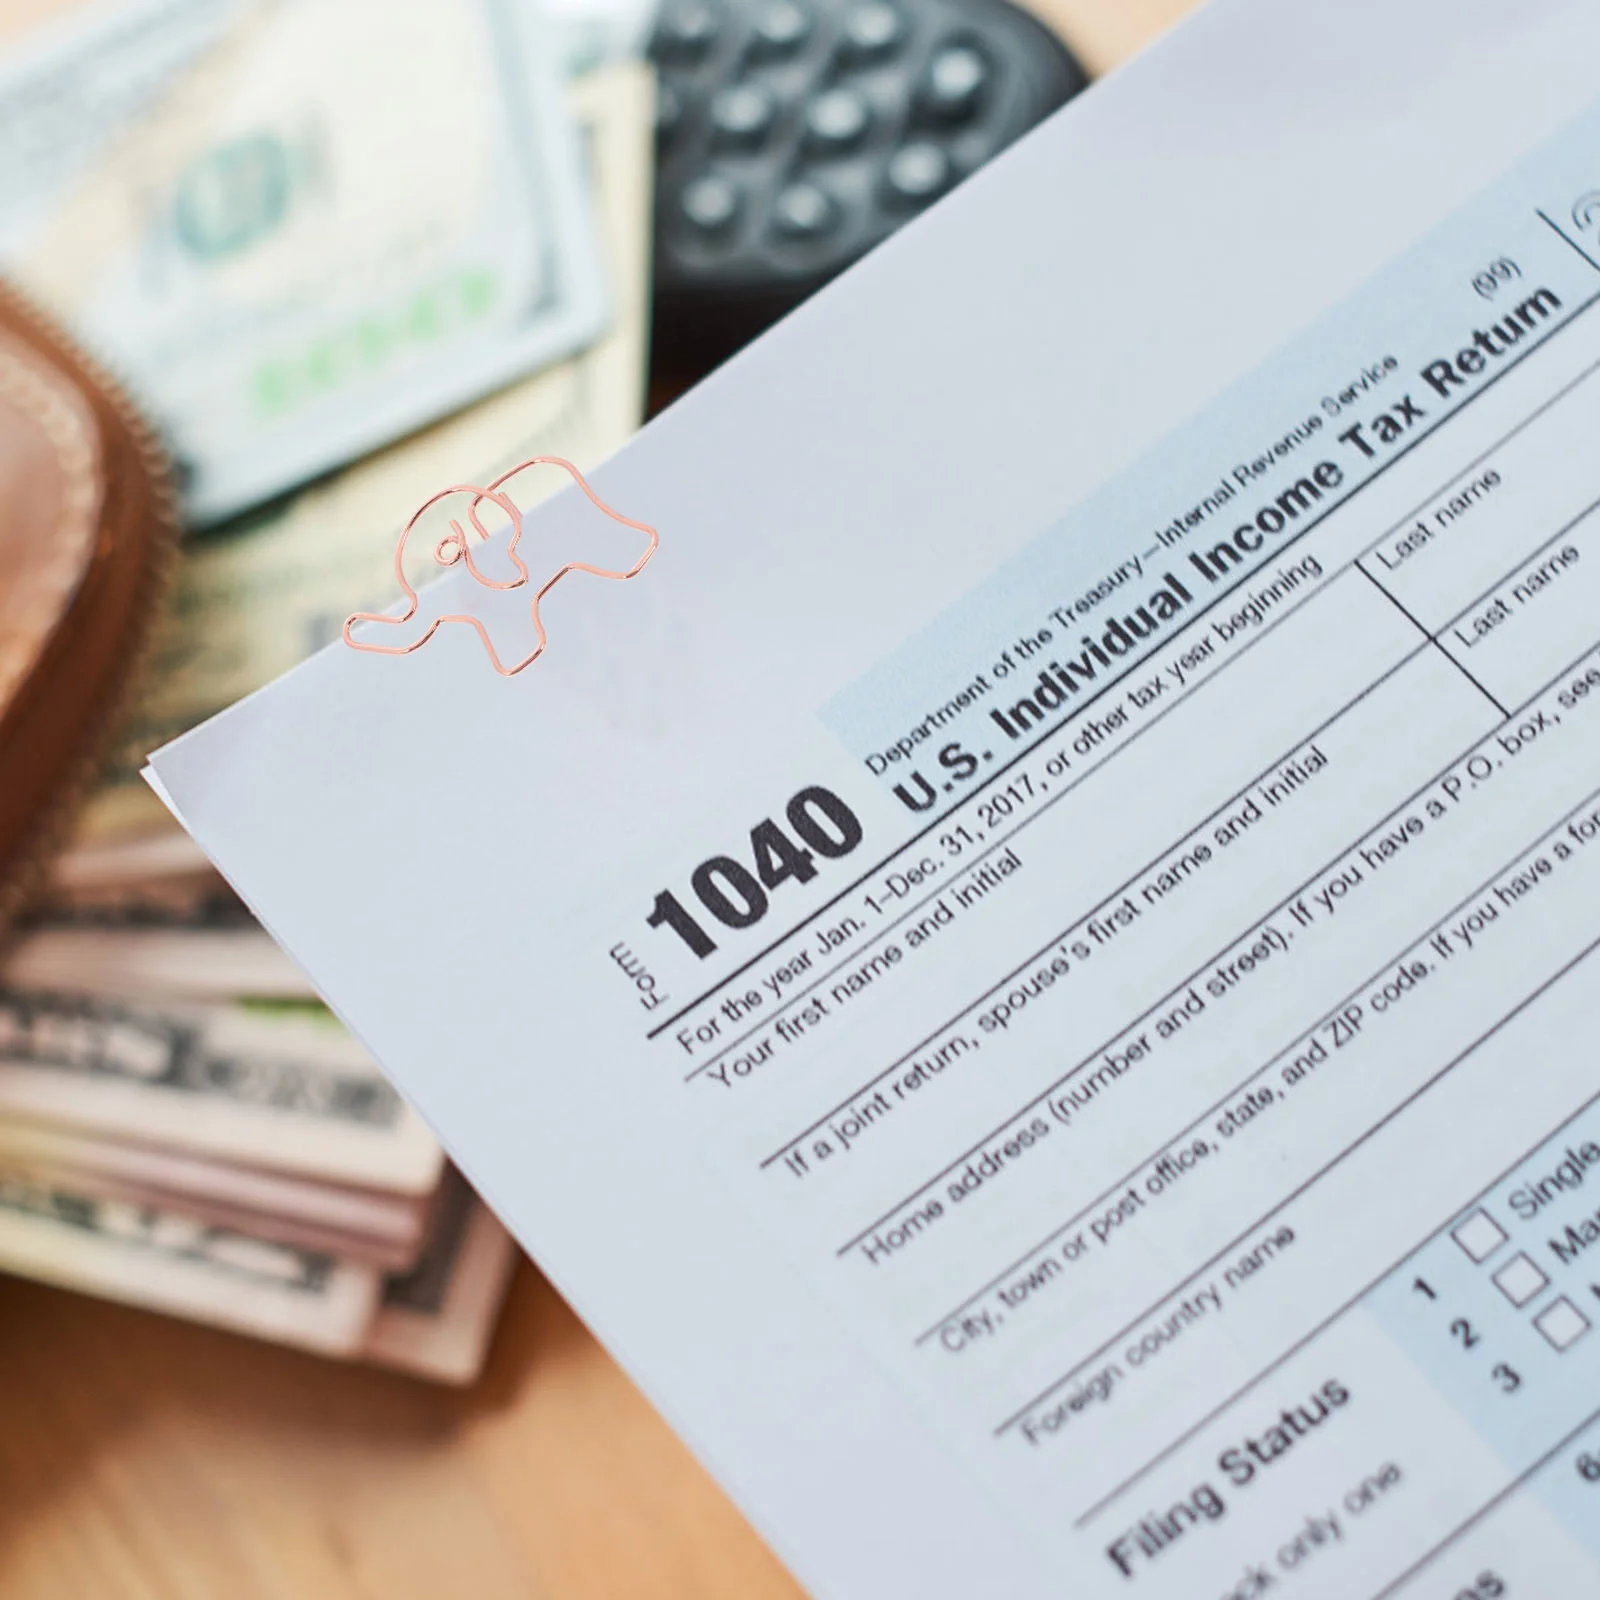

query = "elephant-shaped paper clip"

[342,456,658,677]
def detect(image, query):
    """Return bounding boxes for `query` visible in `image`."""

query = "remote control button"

[652,0,720,62]
[656,80,686,144]
[709,84,775,146]
[805,88,870,152]
[883,140,952,203]
[838,2,903,61]
[918,42,989,122]
[771,182,838,238]
[751,0,811,55]
[679,174,742,233]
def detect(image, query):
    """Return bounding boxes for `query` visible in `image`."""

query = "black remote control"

[648,0,1088,370]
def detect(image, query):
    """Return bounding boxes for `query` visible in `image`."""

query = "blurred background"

[0,0,1192,1593]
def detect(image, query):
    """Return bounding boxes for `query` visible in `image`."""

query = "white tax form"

[147,0,1600,1592]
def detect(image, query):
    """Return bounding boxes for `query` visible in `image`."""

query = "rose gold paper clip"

[342,456,658,677]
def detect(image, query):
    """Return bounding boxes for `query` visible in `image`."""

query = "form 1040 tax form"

[148,0,1600,1593]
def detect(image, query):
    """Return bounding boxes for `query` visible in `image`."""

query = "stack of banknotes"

[0,0,655,1381]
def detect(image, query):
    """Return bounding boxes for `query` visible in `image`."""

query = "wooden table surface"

[0,1,1198,1594]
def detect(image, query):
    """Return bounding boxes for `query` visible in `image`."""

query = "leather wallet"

[0,282,177,930]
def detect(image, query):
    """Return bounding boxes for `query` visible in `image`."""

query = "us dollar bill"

[0,1115,433,1267]
[57,62,654,855]
[0,988,441,1191]
[0,0,608,523]
[0,1165,382,1353]
[0,1159,511,1373]
[363,1168,518,1383]
[4,922,317,1002]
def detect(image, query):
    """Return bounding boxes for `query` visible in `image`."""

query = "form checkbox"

[1453,1209,1508,1264]
[1492,1253,1549,1308]
[1535,1297,1591,1352]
